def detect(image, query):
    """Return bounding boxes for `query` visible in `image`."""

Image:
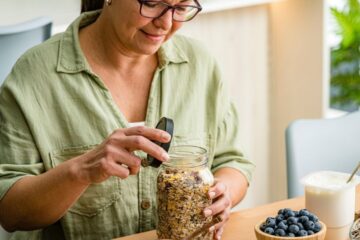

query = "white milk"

[301,171,359,228]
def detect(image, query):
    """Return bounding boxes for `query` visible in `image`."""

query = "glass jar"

[350,218,360,240]
[156,145,215,240]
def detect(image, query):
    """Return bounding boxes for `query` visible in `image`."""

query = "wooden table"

[117,186,360,240]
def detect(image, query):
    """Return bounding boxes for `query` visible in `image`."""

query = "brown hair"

[81,0,104,13]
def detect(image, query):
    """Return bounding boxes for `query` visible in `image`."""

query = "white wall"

[0,0,80,26]
[269,0,328,201]
[180,6,271,209]
[181,0,328,206]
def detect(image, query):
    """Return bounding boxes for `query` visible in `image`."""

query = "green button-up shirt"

[0,12,255,240]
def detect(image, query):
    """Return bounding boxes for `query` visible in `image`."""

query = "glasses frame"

[137,0,203,22]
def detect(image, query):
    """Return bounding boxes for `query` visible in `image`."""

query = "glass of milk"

[301,171,360,240]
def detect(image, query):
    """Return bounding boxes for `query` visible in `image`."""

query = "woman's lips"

[141,30,166,42]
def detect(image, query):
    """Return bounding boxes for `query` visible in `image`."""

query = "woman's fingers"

[204,195,231,217]
[106,161,131,179]
[117,135,169,162]
[208,181,227,200]
[105,145,141,167]
[78,126,171,184]
[85,145,141,181]
[204,180,231,234]
[110,126,170,162]
[208,212,228,239]
[212,212,229,229]
[205,181,230,217]
[123,126,171,143]
[214,227,224,240]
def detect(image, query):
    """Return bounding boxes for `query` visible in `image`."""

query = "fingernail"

[208,191,216,199]
[162,132,171,141]
[204,209,212,217]
[209,226,215,232]
[161,152,169,161]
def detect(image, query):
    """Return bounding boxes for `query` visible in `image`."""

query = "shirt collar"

[57,11,97,73]
[57,11,188,74]
[158,38,189,69]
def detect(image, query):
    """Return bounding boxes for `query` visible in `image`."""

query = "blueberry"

[284,210,296,219]
[278,208,285,215]
[297,222,304,230]
[282,208,292,215]
[280,219,287,225]
[277,221,288,231]
[276,214,284,223]
[264,227,275,235]
[266,217,276,228]
[283,208,292,213]
[269,208,321,237]
[299,215,309,223]
[260,223,267,231]
[307,230,315,235]
[297,230,308,236]
[313,222,322,232]
[288,224,300,234]
[299,209,310,217]
[308,213,319,222]
[304,220,315,230]
[275,228,286,236]
[287,216,298,225]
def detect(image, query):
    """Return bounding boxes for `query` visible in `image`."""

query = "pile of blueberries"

[260,208,322,237]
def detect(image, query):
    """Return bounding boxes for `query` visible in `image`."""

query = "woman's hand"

[203,180,232,240]
[70,126,171,184]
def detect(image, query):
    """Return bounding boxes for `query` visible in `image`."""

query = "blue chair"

[285,111,360,198]
[0,17,52,85]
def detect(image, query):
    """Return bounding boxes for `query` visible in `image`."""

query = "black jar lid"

[146,117,174,168]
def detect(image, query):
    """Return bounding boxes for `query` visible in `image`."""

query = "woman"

[0,0,255,239]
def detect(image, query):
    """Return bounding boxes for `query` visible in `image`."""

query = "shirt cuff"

[211,160,255,185]
[0,176,26,200]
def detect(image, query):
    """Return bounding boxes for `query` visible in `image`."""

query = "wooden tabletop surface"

[116,185,360,240]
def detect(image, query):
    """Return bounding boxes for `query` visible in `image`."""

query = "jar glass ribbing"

[156,145,215,240]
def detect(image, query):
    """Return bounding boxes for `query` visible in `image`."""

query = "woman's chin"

[137,45,162,56]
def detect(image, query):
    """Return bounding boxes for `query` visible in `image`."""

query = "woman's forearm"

[0,159,89,232]
[213,167,249,207]
[0,126,170,232]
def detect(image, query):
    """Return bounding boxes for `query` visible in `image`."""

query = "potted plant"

[330,0,360,112]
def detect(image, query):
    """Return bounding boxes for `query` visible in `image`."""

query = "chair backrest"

[285,111,360,198]
[0,17,52,85]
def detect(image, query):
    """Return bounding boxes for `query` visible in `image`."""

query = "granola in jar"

[157,145,214,240]
[350,218,360,240]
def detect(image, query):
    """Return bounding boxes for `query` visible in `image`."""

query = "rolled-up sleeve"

[209,60,255,183]
[211,101,255,183]
[0,70,44,200]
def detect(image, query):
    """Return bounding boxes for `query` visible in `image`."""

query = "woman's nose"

[153,9,173,30]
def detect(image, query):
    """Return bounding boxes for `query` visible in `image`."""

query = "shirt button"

[141,199,151,210]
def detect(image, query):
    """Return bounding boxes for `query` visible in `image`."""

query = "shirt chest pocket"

[50,145,121,217]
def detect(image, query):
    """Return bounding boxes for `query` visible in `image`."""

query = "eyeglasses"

[137,0,202,22]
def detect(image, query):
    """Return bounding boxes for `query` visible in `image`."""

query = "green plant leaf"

[330,0,360,110]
